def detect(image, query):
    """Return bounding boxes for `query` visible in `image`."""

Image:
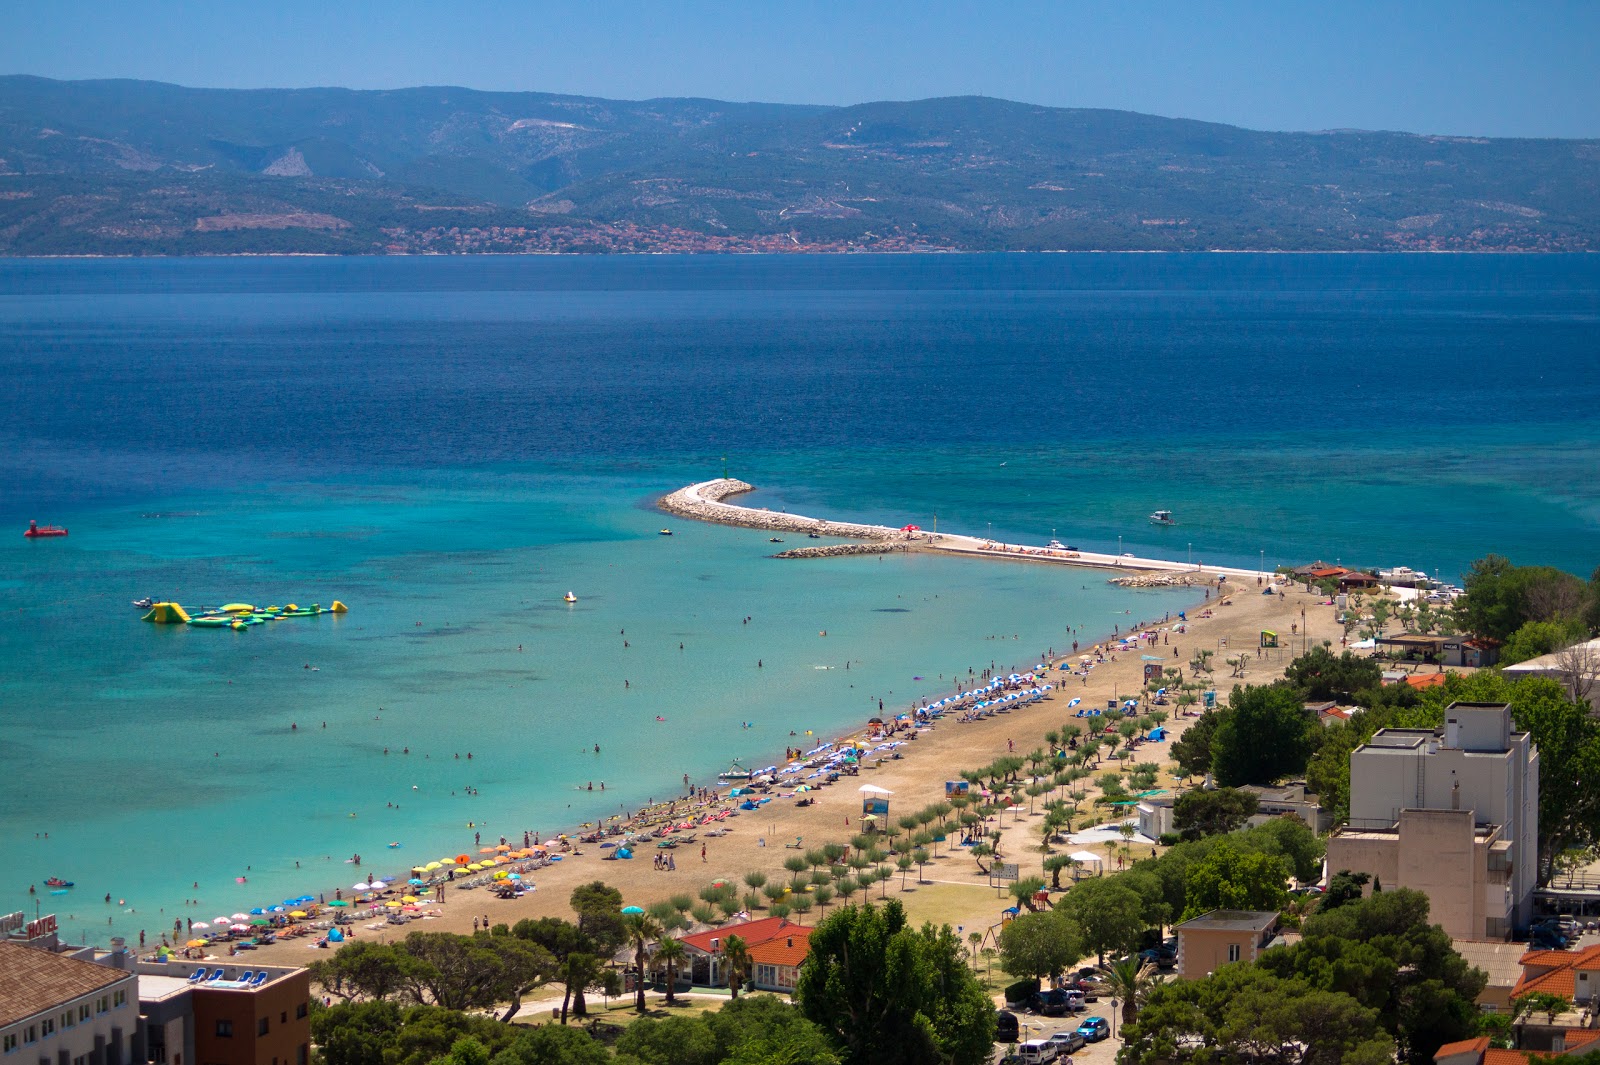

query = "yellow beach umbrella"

[186,939,209,948]
[289,910,308,918]
[424,861,442,871]
[384,901,402,908]
[401,895,418,903]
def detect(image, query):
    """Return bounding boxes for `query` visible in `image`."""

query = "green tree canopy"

[1173,787,1260,841]
[794,900,993,1065]
[1501,618,1590,666]
[1210,684,1318,787]
[1284,645,1384,701]
[1456,554,1591,641]
[1168,709,1220,778]
[1120,964,1394,1065]
[1259,888,1486,1065]
[1055,876,1147,963]
[1180,841,1290,919]
[997,909,1084,983]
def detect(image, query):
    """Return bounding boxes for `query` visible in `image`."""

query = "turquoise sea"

[1,253,1596,944]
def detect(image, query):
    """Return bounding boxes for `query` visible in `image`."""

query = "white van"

[1018,1040,1059,1064]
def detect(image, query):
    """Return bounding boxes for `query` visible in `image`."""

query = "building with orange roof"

[746,927,814,992]
[1436,1030,1600,1065]
[674,917,814,990]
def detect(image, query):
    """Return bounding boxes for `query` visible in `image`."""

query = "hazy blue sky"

[6,1,1598,137]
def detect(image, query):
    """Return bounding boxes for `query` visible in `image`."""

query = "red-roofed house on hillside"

[675,917,814,990]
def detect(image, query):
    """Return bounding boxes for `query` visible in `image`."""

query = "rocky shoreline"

[658,479,906,541]
[1108,571,1219,588]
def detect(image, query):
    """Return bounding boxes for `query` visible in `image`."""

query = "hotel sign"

[0,911,23,936]
[25,915,57,939]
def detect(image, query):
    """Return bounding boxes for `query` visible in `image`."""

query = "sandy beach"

[214,484,1346,973]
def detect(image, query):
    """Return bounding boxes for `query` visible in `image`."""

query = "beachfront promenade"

[660,478,1270,583]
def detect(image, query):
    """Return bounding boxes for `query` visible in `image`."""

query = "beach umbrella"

[495,844,511,852]
[327,900,348,908]
[507,873,522,880]
[248,907,265,915]
[214,915,232,924]
[401,895,418,903]
[352,882,373,890]
[384,901,402,908]
[192,922,210,930]
[231,924,250,931]
[423,862,442,871]
[478,847,496,855]
[230,913,249,921]
[621,905,645,915]
[250,918,270,925]
[379,876,396,883]
[408,877,425,886]
[289,910,308,918]
[455,854,470,864]
[186,939,209,948]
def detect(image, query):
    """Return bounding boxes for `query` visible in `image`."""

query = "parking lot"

[996,1011,1124,1064]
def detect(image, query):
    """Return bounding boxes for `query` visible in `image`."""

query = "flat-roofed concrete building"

[1172,910,1281,980]
[1326,702,1538,939]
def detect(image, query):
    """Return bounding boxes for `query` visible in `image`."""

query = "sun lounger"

[188,967,206,982]
[239,970,254,984]
[207,969,225,982]
[251,972,268,986]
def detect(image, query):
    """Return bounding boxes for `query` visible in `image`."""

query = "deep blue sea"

[1,253,1596,943]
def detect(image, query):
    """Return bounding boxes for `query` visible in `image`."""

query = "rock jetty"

[658,479,903,541]
[1108,572,1222,588]
[771,543,910,560]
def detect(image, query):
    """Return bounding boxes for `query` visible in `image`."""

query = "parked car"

[1032,988,1072,1016]
[1140,946,1177,970]
[1077,1017,1111,1043]
[1063,978,1100,1001]
[1017,1039,1059,1063]
[1047,1030,1087,1054]
[996,1011,1020,1043]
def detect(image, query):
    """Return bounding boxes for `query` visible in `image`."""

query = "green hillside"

[1,76,1595,254]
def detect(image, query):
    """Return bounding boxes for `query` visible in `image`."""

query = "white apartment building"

[0,942,140,1065]
[1325,702,1539,939]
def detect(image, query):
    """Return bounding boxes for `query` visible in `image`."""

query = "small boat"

[1047,539,1065,549]
[44,877,73,888]
[768,537,784,544]
[1149,510,1177,526]
[807,532,821,539]
[132,598,154,609]
[563,592,578,603]
[718,761,754,781]
[658,528,673,536]
[24,521,68,538]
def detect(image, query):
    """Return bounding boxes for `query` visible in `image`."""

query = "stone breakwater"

[771,543,911,560]
[658,479,903,541]
[1108,571,1224,588]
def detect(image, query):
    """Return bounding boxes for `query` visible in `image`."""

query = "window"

[295,1003,307,1020]
[78,1005,90,1022]
[24,1027,37,1046]
[4,1032,18,1054]
[257,1018,269,1037]
[1227,943,1241,963]
[41,1019,54,1038]
[297,1046,308,1065]
[214,1020,233,1039]
[74,1055,85,1065]
[113,990,128,1009]
[280,1011,287,1024]
[97,997,109,1015]
[61,1011,73,1030]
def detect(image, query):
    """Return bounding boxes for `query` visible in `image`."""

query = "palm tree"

[622,912,663,1012]
[722,934,751,1000]
[655,937,688,1006]
[1098,957,1158,1028]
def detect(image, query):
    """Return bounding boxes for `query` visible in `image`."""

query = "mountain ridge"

[1,76,1595,254]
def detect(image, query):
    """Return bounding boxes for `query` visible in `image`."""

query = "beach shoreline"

[152,481,1343,971]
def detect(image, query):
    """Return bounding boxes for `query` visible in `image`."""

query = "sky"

[5,0,1599,138]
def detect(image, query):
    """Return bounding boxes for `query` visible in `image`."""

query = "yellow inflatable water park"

[141,599,346,629]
